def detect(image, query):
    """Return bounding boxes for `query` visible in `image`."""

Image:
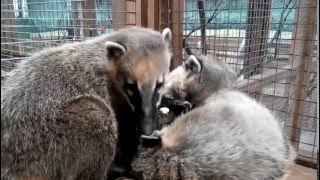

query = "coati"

[130,55,296,180]
[161,55,238,108]
[1,27,172,179]
[155,54,239,129]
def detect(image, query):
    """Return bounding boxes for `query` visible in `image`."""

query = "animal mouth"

[141,122,154,136]
[140,134,161,148]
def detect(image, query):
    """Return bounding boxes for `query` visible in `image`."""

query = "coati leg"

[1,96,117,180]
[56,96,118,179]
[107,111,140,180]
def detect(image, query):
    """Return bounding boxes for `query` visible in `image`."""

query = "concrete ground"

[287,164,317,180]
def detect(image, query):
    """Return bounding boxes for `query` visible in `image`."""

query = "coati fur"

[1,27,172,179]
[155,96,192,130]
[161,55,238,108]
[131,55,296,180]
[155,54,239,129]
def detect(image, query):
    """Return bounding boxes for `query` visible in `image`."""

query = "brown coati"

[130,55,296,180]
[1,27,172,180]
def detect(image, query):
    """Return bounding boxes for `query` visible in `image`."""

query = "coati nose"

[142,121,154,136]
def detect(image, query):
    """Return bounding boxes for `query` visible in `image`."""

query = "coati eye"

[123,78,138,97]
[155,75,165,90]
[125,82,137,89]
[155,81,164,89]
[126,89,134,96]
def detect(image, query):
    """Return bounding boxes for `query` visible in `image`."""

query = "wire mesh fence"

[1,0,318,169]
[182,0,318,168]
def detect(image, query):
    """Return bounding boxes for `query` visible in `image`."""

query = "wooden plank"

[289,0,317,152]
[169,0,184,70]
[295,157,317,169]
[143,0,160,30]
[112,0,127,30]
[159,0,169,30]
[83,0,97,37]
[138,0,154,28]
[153,0,160,30]
[148,0,155,28]
[126,1,136,25]
[236,64,300,93]
[139,0,148,27]
[135,0,141,26]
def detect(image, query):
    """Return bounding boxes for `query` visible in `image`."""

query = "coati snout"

[104,28,173,136]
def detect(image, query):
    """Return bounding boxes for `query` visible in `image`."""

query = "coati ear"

[162,28,172,44]
[184,55,202,74]
[105,41,127,60]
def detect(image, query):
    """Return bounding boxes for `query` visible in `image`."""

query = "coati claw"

[182,101,192,111]
[173,99,192,110]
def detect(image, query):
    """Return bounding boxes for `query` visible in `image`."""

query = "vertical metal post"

[197,0,206,55]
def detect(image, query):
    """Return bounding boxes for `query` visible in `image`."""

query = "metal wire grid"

[1,0,318,168]
[182,0,318,168]
[1,0,137,60]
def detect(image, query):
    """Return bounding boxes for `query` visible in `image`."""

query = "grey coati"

[131,55,296,179]
[161,55,238,108]
[1,27,172,179]
[155,54,239,129]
